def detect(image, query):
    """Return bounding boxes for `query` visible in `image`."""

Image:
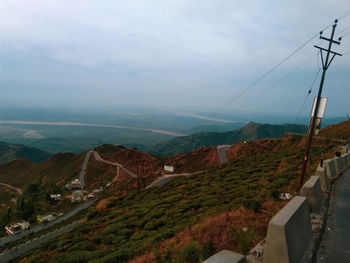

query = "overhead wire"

[213,10,350,117]
[340,31,350,38]
[294,67,321,123]
[224,53,318,117]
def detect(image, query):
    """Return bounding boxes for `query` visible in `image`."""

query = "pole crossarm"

[320,36,341,45]
[313,45,342,57]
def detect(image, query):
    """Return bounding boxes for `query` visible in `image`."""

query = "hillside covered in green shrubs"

[15,132,340,263]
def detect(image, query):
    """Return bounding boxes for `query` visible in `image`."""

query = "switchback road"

[92,151,137,178]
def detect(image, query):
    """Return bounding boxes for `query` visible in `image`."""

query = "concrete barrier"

[203,250,246,263]
[316,165,330,192]
[323,159,337,180]
[341,153,349,168]
[263,196,312,263]
[300,176,324,214]
[333,157,344,175]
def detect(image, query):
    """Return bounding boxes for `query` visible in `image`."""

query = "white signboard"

[311,97,328,118]
[164,165,174,172]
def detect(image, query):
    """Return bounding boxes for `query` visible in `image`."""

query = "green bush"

[202,239,215,260]
[179,242,201,263]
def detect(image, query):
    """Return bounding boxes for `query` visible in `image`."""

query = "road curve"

[0,183,22,196]
[146,171,205,189]
[217,145,232,164]
[92,151,137,178]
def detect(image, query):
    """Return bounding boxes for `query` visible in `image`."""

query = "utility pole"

[298,20,342,191]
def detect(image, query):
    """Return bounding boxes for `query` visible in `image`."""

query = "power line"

[340,31,350,38]
[224,53,318,117]
[294,68,321,123]
[337,25,350,35]
[213,10,350,116]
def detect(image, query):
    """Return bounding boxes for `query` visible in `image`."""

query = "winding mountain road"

[0,183,22,196]
[79,151,93,189]
[92,151,137,178]
[0,221,81,263]
[0,199,96,248]
[146,171,205,189]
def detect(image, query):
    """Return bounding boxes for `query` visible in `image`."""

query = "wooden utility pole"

[298,20,342,191]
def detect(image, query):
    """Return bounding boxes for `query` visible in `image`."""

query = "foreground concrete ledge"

[324,159,337,180]
[300,176,324,214]
[263,196,312,263]
[341,153,349,168]
[204,250,246,263]
[316,166,330,192]
[333,157,344,175]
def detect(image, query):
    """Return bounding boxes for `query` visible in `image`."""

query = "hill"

[150,122,307,156]
[3,121,348,262]
[0,141,51,165]
[319,120,350,141]
[15,129,344,263]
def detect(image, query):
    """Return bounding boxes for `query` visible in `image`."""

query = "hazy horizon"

[1,1,349,117]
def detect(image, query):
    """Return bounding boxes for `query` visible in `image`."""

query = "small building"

[71,190,83,202]
[50,194,61,201]
[70,179,81,190]
[5,221,30,235]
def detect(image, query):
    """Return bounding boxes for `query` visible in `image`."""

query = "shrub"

[179,242,201,263]
[202,240,215,260]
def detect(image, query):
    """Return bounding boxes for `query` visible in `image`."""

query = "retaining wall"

[300,176,324,214]
[263,196,312,263]
[323,159,337,180]
[316,165,330,192]
[341,153,349,168]
[333,157,344,175]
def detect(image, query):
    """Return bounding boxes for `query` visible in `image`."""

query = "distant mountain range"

[149,122,307,156]
[0,141,52,165]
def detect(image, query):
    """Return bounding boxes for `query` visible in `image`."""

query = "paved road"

[0,221,80,263]
[79,151,93,189]
[316,168,350,263]
[217,145,231,164]
[92,151,137,178]
[0,199,96,247]
[0,183,22,196]
[146,171,205,189]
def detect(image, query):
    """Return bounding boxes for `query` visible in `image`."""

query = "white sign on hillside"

[164,165,174,172]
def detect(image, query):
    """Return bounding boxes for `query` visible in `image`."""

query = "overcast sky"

[0,0,349,118]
